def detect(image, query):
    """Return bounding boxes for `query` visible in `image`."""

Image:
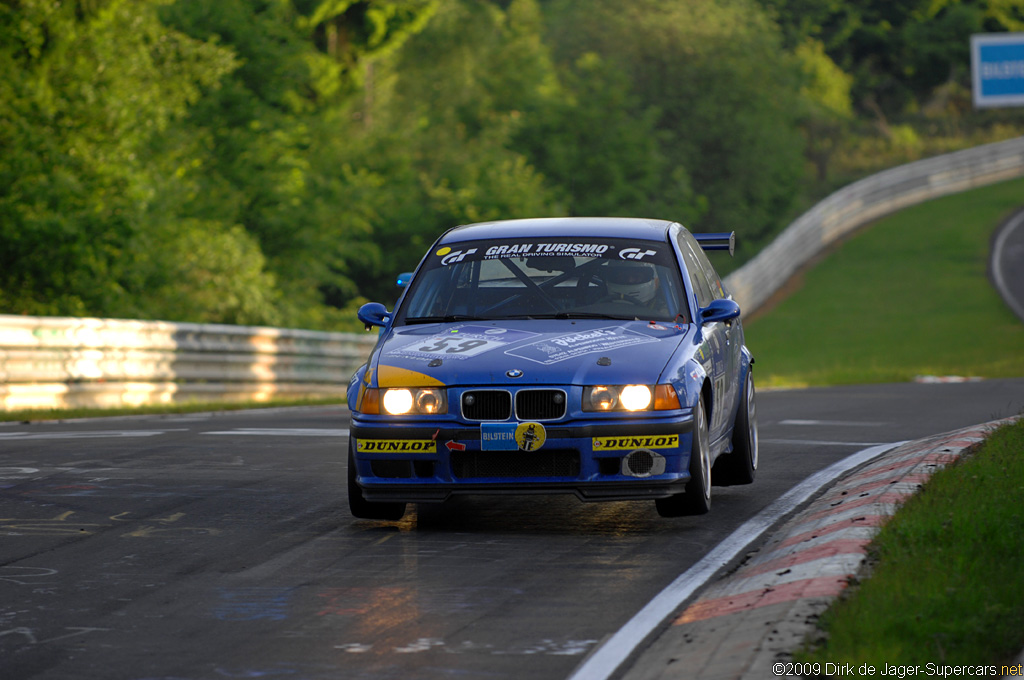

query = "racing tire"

[347,440,407,521]
[656,394,712,517]
[713,369,758,486]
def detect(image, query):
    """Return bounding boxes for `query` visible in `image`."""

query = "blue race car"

[347,217,757,520]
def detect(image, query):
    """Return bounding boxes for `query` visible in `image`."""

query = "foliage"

[541,0,807,255]
[139,220,284,326]
[757,0,1024,120]
[794,39,855,181]
[332,0,565,303]
[1,0,1022,329]
[0,0,236,317]
[514,51,704,222]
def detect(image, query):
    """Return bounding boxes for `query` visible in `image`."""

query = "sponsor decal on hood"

[504,326,660,365]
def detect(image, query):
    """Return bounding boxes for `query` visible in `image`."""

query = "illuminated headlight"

[586,385,619,411]
[620,385,653,411]
[583,384,680,412]
[372,388,447,415]
[584,384,650,411]
[382,389,414,414]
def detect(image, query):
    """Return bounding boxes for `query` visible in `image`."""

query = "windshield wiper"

[553,312,629,320]
[405,314,490,324]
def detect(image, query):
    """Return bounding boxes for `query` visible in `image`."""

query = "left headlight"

[359,387,447,415]
[582,384,680,412]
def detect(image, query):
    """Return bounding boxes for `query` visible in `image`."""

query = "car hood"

[369,319,693,388]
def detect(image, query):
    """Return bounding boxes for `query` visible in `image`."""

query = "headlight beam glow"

[382,389,414,415]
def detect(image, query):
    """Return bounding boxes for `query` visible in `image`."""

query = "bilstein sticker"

[480,422,547,451]
[357,440,436,453]
[592,434,679,451]
[481,423,518,451]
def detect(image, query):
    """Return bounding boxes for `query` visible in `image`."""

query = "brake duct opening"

[621,450,666,478]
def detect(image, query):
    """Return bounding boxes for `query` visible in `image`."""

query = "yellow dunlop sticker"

[592,434,679,451]
[357,440,436,454]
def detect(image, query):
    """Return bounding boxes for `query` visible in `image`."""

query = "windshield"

[397,237,688,324]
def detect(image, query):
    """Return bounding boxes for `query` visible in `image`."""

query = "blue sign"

[480,423,518,451]
[972,33,1024,108]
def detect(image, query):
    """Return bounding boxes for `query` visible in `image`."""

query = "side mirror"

[357,302,391,331]
[699,298,741,324]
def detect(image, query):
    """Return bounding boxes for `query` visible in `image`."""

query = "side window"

[679,232,725,302]
[692,244,725,300]
[676,236,714,308]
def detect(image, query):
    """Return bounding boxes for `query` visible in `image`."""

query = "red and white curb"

[671,419,1014,629]
[573,419,1017,680]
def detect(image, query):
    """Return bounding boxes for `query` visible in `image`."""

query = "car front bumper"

[350,414,695,503]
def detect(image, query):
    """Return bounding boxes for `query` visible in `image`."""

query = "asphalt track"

[2,379,1024,680]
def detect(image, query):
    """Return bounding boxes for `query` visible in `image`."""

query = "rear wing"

[694,231,735,256]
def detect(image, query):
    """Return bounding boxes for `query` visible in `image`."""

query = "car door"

[678,237,731,442]
[689,241,742,428]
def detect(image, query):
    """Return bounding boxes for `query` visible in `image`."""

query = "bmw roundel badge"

[506,369,524,378]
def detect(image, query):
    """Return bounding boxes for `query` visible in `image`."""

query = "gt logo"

[619,248,657,261]
[436,247,478,266]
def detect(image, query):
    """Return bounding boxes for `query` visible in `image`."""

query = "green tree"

[543,0,806,250]
[794,39,855,181]
[0,0,237,317]
[332,0,565,304]
[515,51,704,222]
[139,221,283,326]
[157,0,441,327]
[757,0,1024,120]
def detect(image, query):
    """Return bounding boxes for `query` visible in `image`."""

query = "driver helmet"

[605,261,658,303]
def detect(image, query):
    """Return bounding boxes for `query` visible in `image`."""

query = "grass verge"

[798,417,1024,669]
[744,176,1024,388]
[0,397,346,423]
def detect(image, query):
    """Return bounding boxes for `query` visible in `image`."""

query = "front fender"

[678,360,708,411]
[347,364,369,410]
[741,345,754,382]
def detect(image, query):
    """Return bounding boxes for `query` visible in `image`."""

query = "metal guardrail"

[2,136,1022,411]
[723,135,1024,313]
[0,315,377,410]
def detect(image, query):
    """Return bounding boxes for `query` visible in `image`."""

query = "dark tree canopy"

[2,0,1021,328]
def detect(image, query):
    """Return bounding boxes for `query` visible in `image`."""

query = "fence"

[0,315,377,410]
[2,136,1023,411]
[723,136,1024,313]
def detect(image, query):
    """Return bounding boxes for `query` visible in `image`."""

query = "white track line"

[566,441,905,680]
[992,208,1024,322]
[201,428,350,437]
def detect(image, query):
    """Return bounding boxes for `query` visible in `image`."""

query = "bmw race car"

[347,217,758,520]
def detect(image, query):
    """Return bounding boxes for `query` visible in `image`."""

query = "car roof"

[437,217,680,244]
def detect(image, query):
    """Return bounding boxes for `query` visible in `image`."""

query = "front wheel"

[348,440,407,521]
[713,369,758,486]
[656,394,712,517]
